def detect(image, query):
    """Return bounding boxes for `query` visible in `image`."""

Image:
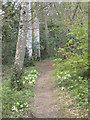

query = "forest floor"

[2,60,87,118]
[25,60,82,118]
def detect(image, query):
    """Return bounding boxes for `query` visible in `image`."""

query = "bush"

[53,52,88,111]
[53,19,88,112]
[2,68,39,118]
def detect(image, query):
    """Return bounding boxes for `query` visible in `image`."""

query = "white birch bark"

[33,12,40,58]
[14,1,28,71]
[26,1,32,59]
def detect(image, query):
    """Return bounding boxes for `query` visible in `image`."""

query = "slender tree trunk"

[32,3,40,59]
[33,14,40,59]
[14,1,28,74]
[26,1,32,59]
[42,3,50,56]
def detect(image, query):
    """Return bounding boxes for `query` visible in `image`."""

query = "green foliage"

[10,64,23,91]
[40,23,68,58]
[2,2,20,64]
[2,2,88,117]
[54,54,88,112]
[53,16,88,113]
[10,63,39,90]
[12,102,28,112]
[2,67,39,118]
[24,48,35,67]
[65,20,88,55]
[40,25,48,59]
[22,69,39,88]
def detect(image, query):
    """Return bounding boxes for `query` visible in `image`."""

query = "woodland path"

[30,60,72,118]
[24,60,83,118]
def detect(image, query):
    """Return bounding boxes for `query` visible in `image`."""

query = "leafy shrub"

[54,53,88,111]
[22,69,39,88]
[2,68,39,118]
[53,18,88,113]
[10,64,23,90]
[2,2,19,65]
[12,102,28,112]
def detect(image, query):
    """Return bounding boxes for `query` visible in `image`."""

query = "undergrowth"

[53,52,88,116]
[53,19,88,117]
[2,66,39,118]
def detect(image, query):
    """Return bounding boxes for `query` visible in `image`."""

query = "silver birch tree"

[14,1,28,74]
[26,1,32,59]
[33,13,40,59]
[32,3,40,59]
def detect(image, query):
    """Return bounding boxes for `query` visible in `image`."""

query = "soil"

[31,61,72,118]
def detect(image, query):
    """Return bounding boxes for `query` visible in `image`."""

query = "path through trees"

[25,61,80,118]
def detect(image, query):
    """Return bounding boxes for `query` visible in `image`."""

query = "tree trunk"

[33,14,40,59]
[26,1,32,59]
[32,3,40,59]
[14,1,28,74]
[42,3,50,56]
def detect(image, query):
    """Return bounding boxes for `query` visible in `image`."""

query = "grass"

[2,65,39,118]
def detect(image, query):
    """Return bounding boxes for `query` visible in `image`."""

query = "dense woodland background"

[1,1,89,118]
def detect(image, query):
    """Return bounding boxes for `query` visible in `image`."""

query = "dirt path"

[32,61,59,118]
[31,61,70,118]
[24,60,86,118]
